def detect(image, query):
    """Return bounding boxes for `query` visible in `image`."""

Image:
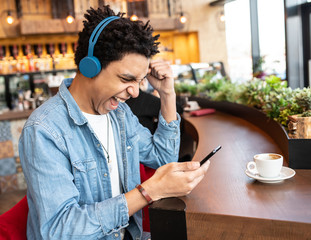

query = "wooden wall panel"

[173,32,200,64]
[74,0,99,19]
[20,19,82,35]
[20,0,52,20]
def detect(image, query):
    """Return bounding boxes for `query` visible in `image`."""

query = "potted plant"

[188,72,311,138]
[288,88,311,139]
[174,82,198,107]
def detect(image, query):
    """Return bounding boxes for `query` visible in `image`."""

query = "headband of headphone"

[79,16,120,78]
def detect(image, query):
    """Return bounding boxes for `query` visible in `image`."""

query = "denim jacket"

[19,78,181,240]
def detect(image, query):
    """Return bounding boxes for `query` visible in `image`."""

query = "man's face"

[89,53,149,115]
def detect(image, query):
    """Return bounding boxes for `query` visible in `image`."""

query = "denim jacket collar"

[59,78,88,126]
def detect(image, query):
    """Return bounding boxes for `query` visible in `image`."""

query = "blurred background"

[1,0,311,207]
[0,0,299,113]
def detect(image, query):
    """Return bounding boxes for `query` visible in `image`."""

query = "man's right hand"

[142,161,210,202]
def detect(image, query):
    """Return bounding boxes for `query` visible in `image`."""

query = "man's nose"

[127,82,140,98]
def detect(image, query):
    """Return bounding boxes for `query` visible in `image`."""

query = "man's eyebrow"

[118,73,147,82]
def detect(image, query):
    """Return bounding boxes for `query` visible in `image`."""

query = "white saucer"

[245,166,296,184]
[184,107,201,112]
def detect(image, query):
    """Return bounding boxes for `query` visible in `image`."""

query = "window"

[257,0,286,79]
[224,0,286,82]
[224,0,252,83]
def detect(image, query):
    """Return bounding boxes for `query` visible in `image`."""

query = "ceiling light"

[66,15,74,24]
[220,11,225,22]
[179,12,187,24]
[130,14,138,21]
[6,11,14,25]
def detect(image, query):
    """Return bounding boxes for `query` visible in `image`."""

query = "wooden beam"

[19,17,182,35]
[20,19,82,35]
[141,17,184,31]
[21,19,63,34]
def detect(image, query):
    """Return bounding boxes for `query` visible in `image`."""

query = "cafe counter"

[149,102,311,240]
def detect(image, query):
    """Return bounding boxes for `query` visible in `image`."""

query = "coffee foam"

[268,154,280,160]
[256,154,281,160]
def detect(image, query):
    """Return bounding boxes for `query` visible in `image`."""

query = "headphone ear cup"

[79,56,101,78]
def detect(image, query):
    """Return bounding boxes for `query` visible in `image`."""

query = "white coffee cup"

[247,153,283,178]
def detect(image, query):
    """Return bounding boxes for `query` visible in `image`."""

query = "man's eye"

[120,77,132,82]
[120,77,139,83]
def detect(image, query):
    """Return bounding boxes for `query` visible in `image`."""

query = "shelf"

[0,109,34,121]
[0,68,76,77]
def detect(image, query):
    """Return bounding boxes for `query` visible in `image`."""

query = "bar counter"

[149,110,311,240]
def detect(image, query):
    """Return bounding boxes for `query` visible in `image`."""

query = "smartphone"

[200,145,222,166]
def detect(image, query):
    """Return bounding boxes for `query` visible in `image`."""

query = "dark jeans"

[124,230,151,240]
[124,230,133,240]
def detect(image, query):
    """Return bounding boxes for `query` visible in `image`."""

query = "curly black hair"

[74,6,160,70]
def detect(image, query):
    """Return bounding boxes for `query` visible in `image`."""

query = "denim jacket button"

[114,233,119,237]
[97,143,100,147]
[127,146,131,150]
[104,173,108,177]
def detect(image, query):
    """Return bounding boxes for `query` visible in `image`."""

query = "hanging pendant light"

[130,14,138,21]
[6,10,14,24]
[66,14,74,24]
[5,0,14,25]
[179,12,187,24]
[66,0,74,24]
[129,0,138,21]
[219,11,225,22]
[179,0,187,24]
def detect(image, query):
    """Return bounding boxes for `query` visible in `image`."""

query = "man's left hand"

[147,60,175,96]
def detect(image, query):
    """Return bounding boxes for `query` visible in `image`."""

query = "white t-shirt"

[82,112,122,197]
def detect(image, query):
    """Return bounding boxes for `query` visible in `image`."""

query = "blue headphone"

[79,16,120,78]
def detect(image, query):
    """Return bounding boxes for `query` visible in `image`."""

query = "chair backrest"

[0,195,28,240]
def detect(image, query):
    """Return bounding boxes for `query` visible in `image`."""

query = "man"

[19,6,210,240]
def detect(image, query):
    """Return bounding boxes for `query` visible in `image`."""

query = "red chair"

[139,164,156,232]
[0,166,154,239]
[0,196,28,240]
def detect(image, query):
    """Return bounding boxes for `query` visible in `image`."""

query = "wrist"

[158,90,176,98]
[136,184,153,204]
[141,181,161,202]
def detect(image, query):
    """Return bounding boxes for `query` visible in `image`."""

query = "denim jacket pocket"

[126,134,140,178]
[126,134,139,152]
[72,159,99,204]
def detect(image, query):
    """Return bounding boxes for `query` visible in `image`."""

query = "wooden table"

[149,111,311,240]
